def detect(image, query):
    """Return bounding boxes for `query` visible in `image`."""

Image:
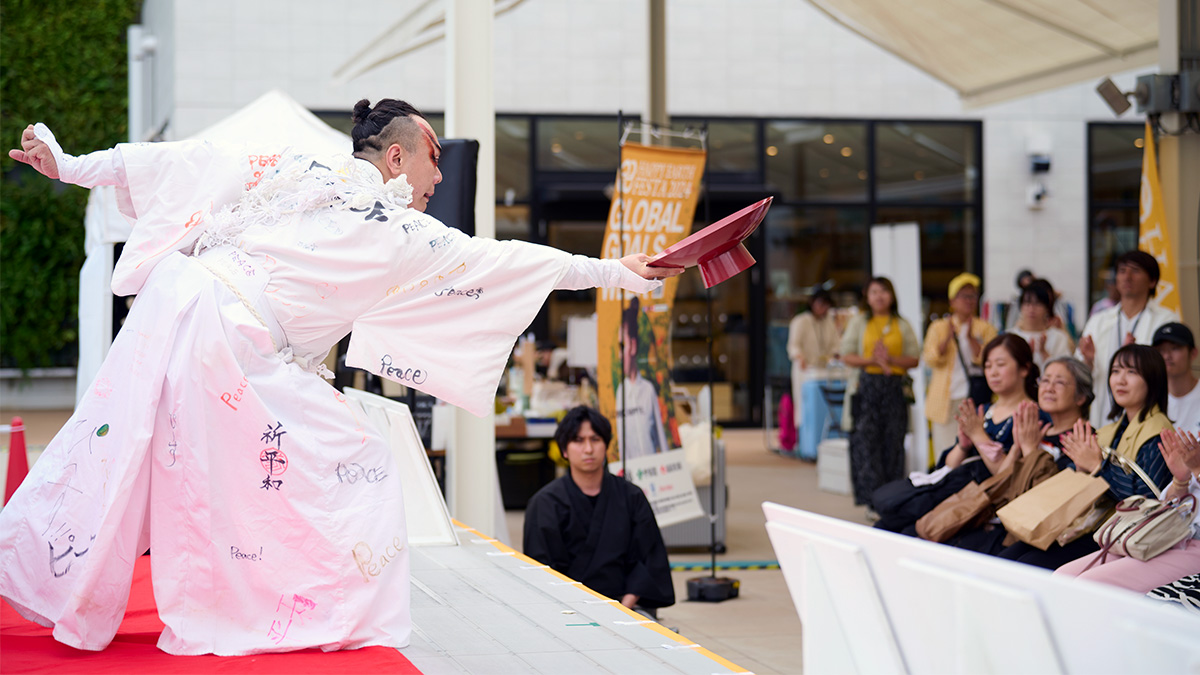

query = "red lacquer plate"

[647,197,773,287]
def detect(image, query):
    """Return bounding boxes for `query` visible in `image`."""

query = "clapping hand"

[1030,334,1047,359]
[872,340,891,371]
[1078,335,1095,367]
[1160,429,1200,489]
[1012,400,1050,457]
[955,398,985,440]
[8,124,59,179]
[1060,418,1103,473]
[965,329,981,359]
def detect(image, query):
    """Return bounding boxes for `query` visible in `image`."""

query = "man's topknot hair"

[351,98,425,153]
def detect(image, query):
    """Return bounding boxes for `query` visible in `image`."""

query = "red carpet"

[1,556,420,674]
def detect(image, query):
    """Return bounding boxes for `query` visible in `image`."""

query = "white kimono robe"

[0,133,655,655]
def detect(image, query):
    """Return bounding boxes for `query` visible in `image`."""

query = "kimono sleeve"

[110,140,286,296]
[522,486,572,573]
[622,487,676,609]
[344,233,573,416]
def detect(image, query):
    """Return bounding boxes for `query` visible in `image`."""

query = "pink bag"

[779,392,796,451]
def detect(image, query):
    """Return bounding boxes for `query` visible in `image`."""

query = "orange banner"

[598,142,706,462]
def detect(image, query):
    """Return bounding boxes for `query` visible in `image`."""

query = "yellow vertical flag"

[1138,121,1179,313]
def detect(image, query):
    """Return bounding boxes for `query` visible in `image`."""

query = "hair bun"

[351,99,373,125]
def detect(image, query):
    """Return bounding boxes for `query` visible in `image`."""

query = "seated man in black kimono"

[522,406,676,616]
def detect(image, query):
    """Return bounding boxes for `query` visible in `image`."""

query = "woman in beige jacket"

[923,273,998,455]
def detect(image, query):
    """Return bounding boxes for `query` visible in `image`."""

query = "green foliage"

[0,0,141,368]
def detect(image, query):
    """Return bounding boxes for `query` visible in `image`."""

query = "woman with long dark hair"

[838,277,920,509]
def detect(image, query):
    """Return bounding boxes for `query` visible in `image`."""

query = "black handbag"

[955,329,992,404]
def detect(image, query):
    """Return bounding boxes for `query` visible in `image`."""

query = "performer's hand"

[9,124,60,179]
[621,253,684,281]
[621,593,639,608]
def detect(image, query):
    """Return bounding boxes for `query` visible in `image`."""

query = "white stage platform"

[404,521,748,675]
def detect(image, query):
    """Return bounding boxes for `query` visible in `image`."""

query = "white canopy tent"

[77,89,352,401]
[804,0,1159,108]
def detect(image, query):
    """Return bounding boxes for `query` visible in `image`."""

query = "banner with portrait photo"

[597,142,706,462]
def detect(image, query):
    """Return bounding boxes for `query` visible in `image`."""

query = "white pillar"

[128,25,145,143]
[445,0,501,538]
[643,0,668,145]
[1157,0,1200,333]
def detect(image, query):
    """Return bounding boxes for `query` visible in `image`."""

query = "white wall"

[976,68,1151,319]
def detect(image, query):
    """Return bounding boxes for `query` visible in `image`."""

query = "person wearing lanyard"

[1076,250,1178,428]
[838,277,920,510]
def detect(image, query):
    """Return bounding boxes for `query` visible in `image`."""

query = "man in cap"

[1076,250,1179,426]
[1154,322,1200,434]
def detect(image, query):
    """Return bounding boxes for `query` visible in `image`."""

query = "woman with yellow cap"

[923,273,999,455]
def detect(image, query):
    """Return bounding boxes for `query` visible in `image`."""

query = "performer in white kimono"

[0,99,680,656]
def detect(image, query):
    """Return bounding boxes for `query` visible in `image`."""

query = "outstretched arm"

[9,123,126,188]
[556,252,683,294]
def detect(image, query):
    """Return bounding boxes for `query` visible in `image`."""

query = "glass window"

[764,206,870,381]
[765,121,868,202]
[495,204,530,241]
[536,118,620,171]
[671,264,754,423]
[1087,122,1143,308]
[668,119,759,174]
[543,220,608,343]
[875,205,977,318]
[875,122,976,203]
[496,116,530,203]
[765,206,871,315]
[1090,125,1144,204]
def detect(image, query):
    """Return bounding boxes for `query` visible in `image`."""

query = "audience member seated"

[1009,278,1075,372]
[941,334,1042,480]
[944,357,1094,554]
[998,344,1174,569]
[923,272,998,457]
[522,406,675,616]
[1154,322,1200,435]
[1055,429,1200,593]
[1076,250,1179,427]
[873,335,1042,533]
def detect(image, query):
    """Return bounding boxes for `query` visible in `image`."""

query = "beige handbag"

[1054,449,1164,546]
[1086,494,1197,566]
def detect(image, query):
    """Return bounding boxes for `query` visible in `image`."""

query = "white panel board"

[871,223,929,472]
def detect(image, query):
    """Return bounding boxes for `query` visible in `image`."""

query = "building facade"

[137,0,1158,424]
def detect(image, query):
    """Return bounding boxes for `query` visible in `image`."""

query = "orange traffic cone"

[4,416,29,505]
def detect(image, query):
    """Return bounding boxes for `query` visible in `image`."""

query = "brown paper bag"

[996,469,1110,550]
[916,480,992,542]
